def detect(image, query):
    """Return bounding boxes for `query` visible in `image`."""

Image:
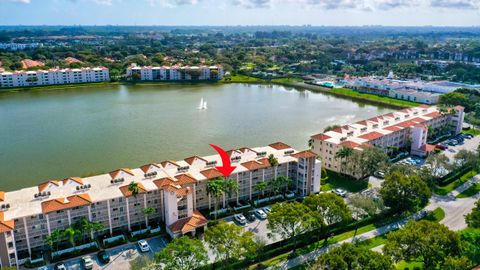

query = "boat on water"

[198,98,208,110]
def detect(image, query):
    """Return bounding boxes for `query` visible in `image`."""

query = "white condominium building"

[126,64,224,81]
[0,142,320,267]
[310,105,465,176]
[0,67,110,88]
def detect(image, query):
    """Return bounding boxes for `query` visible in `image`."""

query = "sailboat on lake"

[198,97,208,110]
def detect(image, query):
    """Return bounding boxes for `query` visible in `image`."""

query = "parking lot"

[27,236,168,270]
[224,206,283,245]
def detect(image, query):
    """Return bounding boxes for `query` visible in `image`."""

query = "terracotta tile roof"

[330,127,343,133]
[184,156,207,165]
[62,177,83,185]
[0,191,4,202]
[176,187,192,197]
[160,161,179,168]
[0,212,15,233]
[168,211,208,235]
[400,119,424,128]
[424,111,442,118]
[356,120,368,126]
[153,177,176,188]
[140,163,160,173]
[174,174,197,185]
[418,104,430,108]
[311,133,331,141]
[383,112,395,118]
[419,144,436,152]
[119,182,147,197]
[291,150,317,159]
[241,159,270,170]
[21,59,44,69]
[41,194,92,214]
[268,142,292,150]
[239,147,257,154]
[64,57,82,64]
[200,168,224,179]
[358,131,384,141]
[38,180,60,192]
[454,105,465,110]
[226,149,242,157]
[384,125,403,132]
[410,117,428,123]
[109,168,134,179]
[339,141,360,148]
[163,184,182,193]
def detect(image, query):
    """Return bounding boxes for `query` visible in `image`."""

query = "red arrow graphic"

[210,144,236,177]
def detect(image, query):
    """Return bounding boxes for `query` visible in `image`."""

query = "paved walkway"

[271,174,480,269]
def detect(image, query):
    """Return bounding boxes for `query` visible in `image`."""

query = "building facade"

[126,64,224,81]
[389,89,440,105]
[0,67,110,88]
[0,142,320,267]
[310,105,464,176]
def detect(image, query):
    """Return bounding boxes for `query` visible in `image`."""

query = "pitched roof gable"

[119,182,147,197]
[140,163,160,173]
[109,168,134,179]
[200,168,224,179]
[291,150,317,159]
[41,194,92,214]
[268,142,292,150]
[168,211,208,234]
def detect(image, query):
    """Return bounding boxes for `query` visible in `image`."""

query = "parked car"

[263,207,271,214]
[234,213,247,225]
[374,170,385,179]
[245,211,256,222]
[37,267,49,270]
[254,209,267,220]
[98,250,110,264]
[82,255,94,270]
[137,240,151,252]
[332,188,347,197]
[55,263,67,270]
[285,191,295,199]
[435,144,447,150]
[448,148,456,153]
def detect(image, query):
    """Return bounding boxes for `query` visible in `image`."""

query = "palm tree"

[75,218,104,243]
[206,178,225,221]
[143,207,155,228]
[63,227,79,247]
[335,147,353,175]
[46,229,63,251]
[223,179,239,207]
[271,176,283,197]
[268,154,279,179]
[128,181,140,198]
[254,181,267,202]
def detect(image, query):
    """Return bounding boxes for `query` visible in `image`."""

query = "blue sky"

[0,0,479,26]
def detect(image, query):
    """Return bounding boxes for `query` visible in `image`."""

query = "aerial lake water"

[0,83,392,191]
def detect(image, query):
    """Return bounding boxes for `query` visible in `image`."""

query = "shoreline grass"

[1,76,421,109]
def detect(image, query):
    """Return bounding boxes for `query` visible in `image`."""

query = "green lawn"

[462,129,480,136]
[321,170,369,193]
[357,208,445,250]
[396,260,424,270]
[220,74,264,83]
[456,182,480,198]
[434,170,478,196]
[327,87,419,107]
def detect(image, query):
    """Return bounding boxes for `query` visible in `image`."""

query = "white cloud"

[7,0,31,3]
[146,0,202,7]
[230,0,480,10]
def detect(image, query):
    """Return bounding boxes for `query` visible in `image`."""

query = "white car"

[254,209,267,220]
[37,267,49,270]
[233,214,247,225]
[82,255,94,270]
[138,239,151,252]
[332,188,347,197]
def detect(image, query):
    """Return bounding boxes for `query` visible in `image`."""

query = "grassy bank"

[456,182,480,198]
[434,169,478,196]
[0,81,119,93]
[1,76,422,109]
[268,78,419,108]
